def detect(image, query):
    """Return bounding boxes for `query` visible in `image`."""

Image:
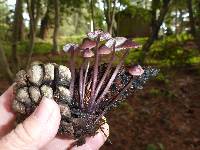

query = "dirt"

[0,65,200,150]
[101,66,200,150]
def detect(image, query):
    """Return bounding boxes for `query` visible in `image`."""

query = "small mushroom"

[63,43,77,97]
[83,48,94,58]
[87,30,111,41]
[116,39,141,50]
[79,38,96,50]
[98,45,112,55]
[106,38,141,51]
[63,43,78,52]
[128,65,144,76]
[80,48,94,108]
[105,37,127,48]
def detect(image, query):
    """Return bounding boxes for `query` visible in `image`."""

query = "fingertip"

[86,123,109,149]
[72,123,109,150]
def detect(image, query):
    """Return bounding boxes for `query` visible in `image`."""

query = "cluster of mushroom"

[63,30,144,115]
[12,30,158,145]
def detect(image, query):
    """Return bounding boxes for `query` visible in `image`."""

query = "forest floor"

[0,65,199,150]
[102,65,200,150]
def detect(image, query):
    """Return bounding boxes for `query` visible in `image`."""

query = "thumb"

[0,97,61,150]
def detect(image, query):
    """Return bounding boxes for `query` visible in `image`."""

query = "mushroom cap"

[116,39,141,50]
[83,48,95,58]
[128,65,144,76]
[87,30,111,41]
[105,38,141,51]
[79,38,96,50]
[105,37,127,48]
[98,45,112,55]
[63,43,78,52]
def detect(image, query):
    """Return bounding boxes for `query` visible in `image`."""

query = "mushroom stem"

[88,36,100,111]
[92,44,116,104]
[69,49,75,97]
[79,60,84,109]
[111,76,135,103]
[93,49,130,111]
[95,76,136,123]
[82,60,90,105]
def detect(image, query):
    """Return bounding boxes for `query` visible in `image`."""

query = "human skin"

[0,85,109,150]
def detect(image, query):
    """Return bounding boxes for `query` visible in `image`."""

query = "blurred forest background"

[0,0,200,150]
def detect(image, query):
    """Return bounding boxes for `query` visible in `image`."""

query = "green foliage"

[146,143,165,150]
[146,144,158,150]
[0,2,11,40]
[146,34,199,66]
[123,34,200,67]
[148,88,161,97]
[156,72,170,85]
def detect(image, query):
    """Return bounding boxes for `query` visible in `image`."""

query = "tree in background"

[12,0,23,69]
[39,0,52,39]
[90,0,95,31]
[141,0,172,61]
[187,0,196,38]
[103,0,117,34]
[52,0,60,54]
[26,0,43,66]
[0,43,13,82]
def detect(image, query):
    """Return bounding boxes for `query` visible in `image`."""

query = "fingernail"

[34,97,55,122]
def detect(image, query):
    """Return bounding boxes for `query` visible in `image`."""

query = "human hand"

[0,85,109,150]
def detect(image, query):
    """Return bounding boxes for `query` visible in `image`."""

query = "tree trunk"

[195,0,200,49]
[18,0,25,41]
[12,0,23,69]
[104,0,116,34]
[26,0,36,67]
[0,43,13,82]
[52,0,60,54]
[141,0,171,61]
[90,0,95,31]
[34,0,41,32]
[179,9,184,34]
[187,0,196,38]
[175,8,178,35]
[39,6,50,39]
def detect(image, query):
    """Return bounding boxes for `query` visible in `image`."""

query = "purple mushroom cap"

[98,45,112,55]
[83,48,95,58]
[79,38,96,50]
[128,65,144,76]
[63,43,78,52]
[87,30,111,41]
[116,39,141,50]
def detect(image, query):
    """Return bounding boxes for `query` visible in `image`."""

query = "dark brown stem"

[69,49,75,97]
[112,77,135,102]
[88,37,100,111]
[79,61,84,108]
[82,60,90,103]
[95,76,136,123]
[92,44,116,105]
[94,49,130,110]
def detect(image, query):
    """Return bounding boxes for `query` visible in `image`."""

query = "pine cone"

[12,63,77,137]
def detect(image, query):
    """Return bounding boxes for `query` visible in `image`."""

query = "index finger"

[0,84,16,137]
